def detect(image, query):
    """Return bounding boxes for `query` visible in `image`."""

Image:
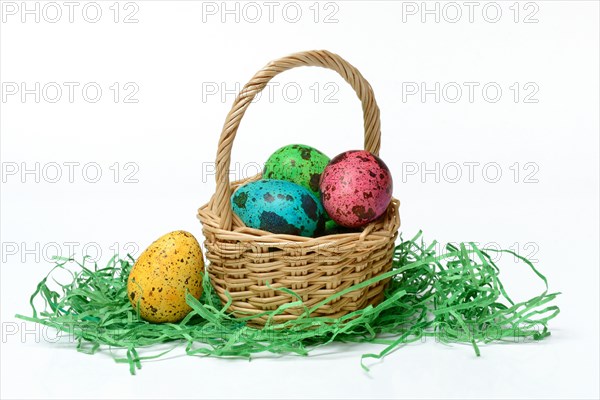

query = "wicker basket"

[197,50,401,324]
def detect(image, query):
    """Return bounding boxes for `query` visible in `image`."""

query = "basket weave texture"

[197,50,401,324]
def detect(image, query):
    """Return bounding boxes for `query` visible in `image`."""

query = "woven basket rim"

[198,196,401,244]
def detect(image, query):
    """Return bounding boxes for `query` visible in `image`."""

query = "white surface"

[1,1,598,399]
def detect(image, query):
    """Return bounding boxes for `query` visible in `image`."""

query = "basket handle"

[212,50,382,230]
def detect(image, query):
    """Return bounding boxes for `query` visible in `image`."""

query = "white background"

[1,1,599,399]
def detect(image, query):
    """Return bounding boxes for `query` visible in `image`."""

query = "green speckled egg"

[231,179,325,237]
[263,144,330,197]
[322,220,359,236]
[325,219,339,233]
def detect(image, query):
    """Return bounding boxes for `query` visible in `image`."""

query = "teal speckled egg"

[263,144,330,198]
[231,179,326,237]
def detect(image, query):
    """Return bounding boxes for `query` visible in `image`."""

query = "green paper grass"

[16,231,560,374]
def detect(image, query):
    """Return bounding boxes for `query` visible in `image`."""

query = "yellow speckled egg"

[127,230,204,323]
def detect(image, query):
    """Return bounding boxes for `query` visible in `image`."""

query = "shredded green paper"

[16,231,560,375]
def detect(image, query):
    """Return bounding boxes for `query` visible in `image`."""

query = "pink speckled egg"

[319,150,393,228]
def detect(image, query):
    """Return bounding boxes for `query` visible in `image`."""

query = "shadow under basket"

[197,50,401,325]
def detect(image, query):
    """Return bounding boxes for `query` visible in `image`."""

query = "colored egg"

[263,144,330,198]
[325,219,339,233]
[231,179,325,237]
[320,150,393,228]
[127,231,204,323]
[321,220,359,236]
